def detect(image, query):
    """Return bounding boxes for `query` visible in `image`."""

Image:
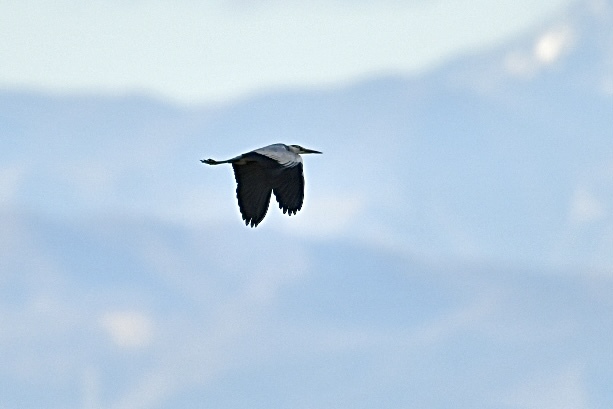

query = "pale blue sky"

[1,0,571,104]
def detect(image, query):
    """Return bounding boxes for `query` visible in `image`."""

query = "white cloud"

[601,75,613,95]
[505,25,576,78]
[587,0,612,16]
[504,51,537,77]
[57,160,120,204]
[278,191,366,238]
[0,164,25,206]
[81,367,101,409]
[569,187,606,225]
[498,366,589,409]
[99,310,154,349]
[410,294,495,345]
[153,188,238,226]
[534,25,575,64]
[291,294,496,353]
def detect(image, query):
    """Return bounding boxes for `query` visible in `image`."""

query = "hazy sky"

[1,0,571,104]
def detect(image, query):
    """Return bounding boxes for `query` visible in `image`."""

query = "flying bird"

[201,143,322,227]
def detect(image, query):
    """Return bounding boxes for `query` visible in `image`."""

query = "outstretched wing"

[232,161,273,227]
[272,163,304,216]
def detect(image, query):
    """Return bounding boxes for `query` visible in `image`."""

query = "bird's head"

[289,145,322,155]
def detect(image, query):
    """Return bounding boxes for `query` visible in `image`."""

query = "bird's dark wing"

[232,161,273,227]
[272,163,304,216]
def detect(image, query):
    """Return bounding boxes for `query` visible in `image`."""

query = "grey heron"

[201,143,322,227]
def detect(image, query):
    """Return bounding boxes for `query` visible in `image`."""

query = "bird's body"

[201,143,322,227]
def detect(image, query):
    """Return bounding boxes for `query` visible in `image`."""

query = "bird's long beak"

[301,148,322,154]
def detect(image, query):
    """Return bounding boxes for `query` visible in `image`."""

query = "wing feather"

[232,161,272,227]
[272,163,304,216]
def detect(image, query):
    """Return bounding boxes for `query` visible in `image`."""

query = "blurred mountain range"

[2,0,612,267]
[1,0,612,408]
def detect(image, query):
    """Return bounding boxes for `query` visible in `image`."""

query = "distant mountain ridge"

[1,0,611,268]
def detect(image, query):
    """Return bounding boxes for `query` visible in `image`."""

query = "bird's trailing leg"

[201,158,238,165]
[201,158,222,165]
[201,154,244,165]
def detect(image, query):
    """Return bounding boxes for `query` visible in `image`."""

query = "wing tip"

[242,214,263,228]
[278,204,301,216]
